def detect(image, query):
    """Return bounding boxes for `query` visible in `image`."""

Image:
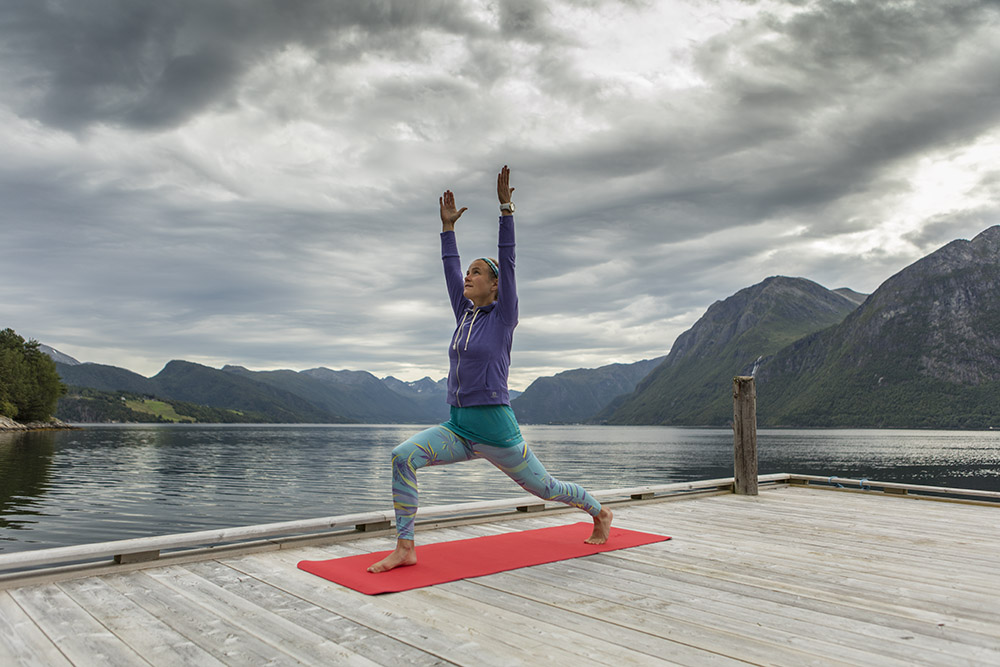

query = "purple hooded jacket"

[441,215,518,407]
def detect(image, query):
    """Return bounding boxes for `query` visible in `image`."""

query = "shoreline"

[0,416,80,432]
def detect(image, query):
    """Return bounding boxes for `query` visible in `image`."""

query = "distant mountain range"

[53,358,453,424]
[44,225,1000,428]
[604,225,1000,428]
[511,357,665,424]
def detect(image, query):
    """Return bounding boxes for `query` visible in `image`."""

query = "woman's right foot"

[367,541,417,573]
[585,507,613,544]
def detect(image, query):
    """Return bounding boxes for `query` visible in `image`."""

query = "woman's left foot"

[585,507,613,544]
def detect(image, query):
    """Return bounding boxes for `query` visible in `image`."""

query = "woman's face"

[464,259,498,305]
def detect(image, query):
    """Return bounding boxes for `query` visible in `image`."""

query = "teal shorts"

[441,404,523,448]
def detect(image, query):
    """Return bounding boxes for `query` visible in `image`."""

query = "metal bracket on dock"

[516,503,545,513]
[114,550,160,565]
[355,520,392,532]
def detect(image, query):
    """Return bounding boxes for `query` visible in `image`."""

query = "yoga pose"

[368,165,613,573]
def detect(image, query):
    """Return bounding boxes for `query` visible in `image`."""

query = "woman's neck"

[470,296,495,308]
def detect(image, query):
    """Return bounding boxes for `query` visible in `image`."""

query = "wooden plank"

[223,548,545,666]
[101,570,308,665]
[610,527,1000,642]
[0,591,72,667]
[8,584,148,666]
[504,562,919,667]
[183,560,446,667]
[587,550,1000,655]
[624,496,1000,576]
[470,568,857,666]
[638,509,1000,591]
[625,502,997,592]
[752,486,1000,532]
[57,576,227,667]
[444,579,746,667]
[568,553,1000,665]
[142,565,380,666]
[382,584,629,665]
[722,487,1000,539]
[627,504,1000,602]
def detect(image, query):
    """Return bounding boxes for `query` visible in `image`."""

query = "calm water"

[2,424,998,553]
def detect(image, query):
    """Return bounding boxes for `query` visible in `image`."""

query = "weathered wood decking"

[2,482,999,666]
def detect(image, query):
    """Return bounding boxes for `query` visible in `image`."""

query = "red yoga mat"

[297,522,671,595]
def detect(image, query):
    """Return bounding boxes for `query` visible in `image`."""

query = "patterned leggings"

[390,425,602,540]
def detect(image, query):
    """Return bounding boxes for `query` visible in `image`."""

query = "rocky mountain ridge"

[602,276,862,425]
[754,225,1000,427]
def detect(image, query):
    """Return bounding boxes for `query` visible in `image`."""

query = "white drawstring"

[464,309,480,350]
[452,311,469,350]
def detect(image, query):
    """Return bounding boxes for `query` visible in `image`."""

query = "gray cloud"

[2,0,488,131]
[2,0,1000,387]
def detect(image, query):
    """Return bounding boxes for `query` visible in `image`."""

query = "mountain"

[755,225,1000,428]
[56,362,158,395]
[383,376,451,423]
[603,276,863,425]
[258,366,431,423]
[51,358,453,423]
[511,357,665,424]
[832,288,868,306]
[39,345,80,366]
[152,361,342,423]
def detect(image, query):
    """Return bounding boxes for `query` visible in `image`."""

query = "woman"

[368,165,613,573]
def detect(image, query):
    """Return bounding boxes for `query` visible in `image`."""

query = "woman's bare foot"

[367,539,417,573]
[585,507,613,544]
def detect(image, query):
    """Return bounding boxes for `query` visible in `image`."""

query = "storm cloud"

[2,0,999,388]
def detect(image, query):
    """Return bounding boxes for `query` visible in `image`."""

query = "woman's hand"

[497,165,514,205]
[440,190,467,231]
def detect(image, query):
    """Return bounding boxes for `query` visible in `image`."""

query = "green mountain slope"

[151,361,344,423]
[55,362,156,394]
[604,276,861,425]
[756,225,1000,428]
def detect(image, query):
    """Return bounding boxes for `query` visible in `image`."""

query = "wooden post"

[732,376,758,496]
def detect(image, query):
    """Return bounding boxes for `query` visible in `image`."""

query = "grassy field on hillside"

[124,399,194,423]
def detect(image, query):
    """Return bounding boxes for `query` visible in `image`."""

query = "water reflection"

[0,431,57,531]
[0,424,997,553]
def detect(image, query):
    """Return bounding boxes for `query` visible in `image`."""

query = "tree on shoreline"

[0,328,65,422]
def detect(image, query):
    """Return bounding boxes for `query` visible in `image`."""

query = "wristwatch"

[500,202,515,214]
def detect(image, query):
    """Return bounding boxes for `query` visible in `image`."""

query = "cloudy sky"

[2,0,999,390]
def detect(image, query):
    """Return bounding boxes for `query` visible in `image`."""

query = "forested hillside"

[755,226,1000,428]
[0,328,64,423]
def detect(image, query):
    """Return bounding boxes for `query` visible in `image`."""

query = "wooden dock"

[1,478,999,666]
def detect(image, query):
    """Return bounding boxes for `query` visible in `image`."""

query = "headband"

[480,257,499,278]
